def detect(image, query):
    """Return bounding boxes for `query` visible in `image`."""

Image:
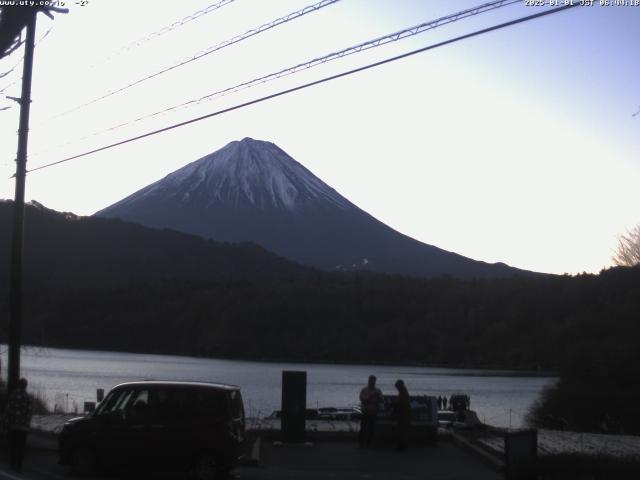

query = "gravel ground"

[476,428,640,460]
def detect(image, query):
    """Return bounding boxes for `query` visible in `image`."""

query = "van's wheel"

[72,447,96,476]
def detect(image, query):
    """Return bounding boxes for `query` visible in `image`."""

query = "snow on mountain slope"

[96,138,532,279]
[110,138,351,212]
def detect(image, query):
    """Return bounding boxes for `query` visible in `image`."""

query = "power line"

[88,0,236,68]
[104,0,524,133]
[1,60,21,79]
[25,4,579,176]
[46,0,341,122]
[33,0,520,155]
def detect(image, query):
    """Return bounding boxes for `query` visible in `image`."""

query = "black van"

[59,381,245,479]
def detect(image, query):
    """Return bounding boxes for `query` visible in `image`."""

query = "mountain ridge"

[96,138,536,279]
[103,138,352,213]
[0,199,312,292]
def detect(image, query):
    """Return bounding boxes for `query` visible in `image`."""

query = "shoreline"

[5,343,559,377]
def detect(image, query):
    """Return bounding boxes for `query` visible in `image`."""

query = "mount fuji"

[96,138,529,278]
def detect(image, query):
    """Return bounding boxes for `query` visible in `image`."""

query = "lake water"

[1,345,556,428]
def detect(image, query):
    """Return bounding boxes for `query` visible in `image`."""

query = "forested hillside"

[0,200,312,292]
[2,200,639,433]
[4,265,637,372]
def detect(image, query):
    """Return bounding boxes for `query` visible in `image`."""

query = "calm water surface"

[1,346,556,428]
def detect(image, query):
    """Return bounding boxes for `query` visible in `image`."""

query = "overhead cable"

[89,0,236,68]
[25,4,579,175]
[38,0,520,152]
[47,0,341,121]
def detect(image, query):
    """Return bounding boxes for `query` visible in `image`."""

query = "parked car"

[266,408,320,419]
[59,381,245,479]
[317,407,362,421]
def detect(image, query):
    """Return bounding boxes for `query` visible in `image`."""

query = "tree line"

[3,265,639,432]
[1,265,636,370]
[2,201,639,433]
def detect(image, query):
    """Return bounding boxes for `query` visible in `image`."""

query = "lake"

[1,345,556,428]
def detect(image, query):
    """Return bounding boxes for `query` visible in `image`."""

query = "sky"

[0,0,638,275]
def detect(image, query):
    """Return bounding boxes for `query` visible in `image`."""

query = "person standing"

[443,395,448,410]
[394,379,411,451]
[359,375,382,447]
[6,378,33,473]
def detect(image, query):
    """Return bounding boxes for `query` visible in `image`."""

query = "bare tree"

[613,224,640,267]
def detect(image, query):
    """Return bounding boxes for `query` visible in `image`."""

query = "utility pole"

[8,9,37,393]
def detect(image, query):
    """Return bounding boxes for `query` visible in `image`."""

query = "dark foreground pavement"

[0,435,501,480]
[250,440,502,480]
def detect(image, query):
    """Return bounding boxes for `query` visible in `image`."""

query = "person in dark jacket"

[6,378,32,472]
[359,375,382,447]
[394,379,411,451]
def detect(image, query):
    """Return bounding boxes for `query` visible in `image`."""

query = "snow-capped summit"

[96,138,530,278]
[128,138,350,212]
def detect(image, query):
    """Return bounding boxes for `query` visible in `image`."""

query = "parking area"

[0,434,501,480]
[249,439,501,480]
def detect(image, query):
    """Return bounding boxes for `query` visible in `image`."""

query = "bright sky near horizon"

[0,0,638,275]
